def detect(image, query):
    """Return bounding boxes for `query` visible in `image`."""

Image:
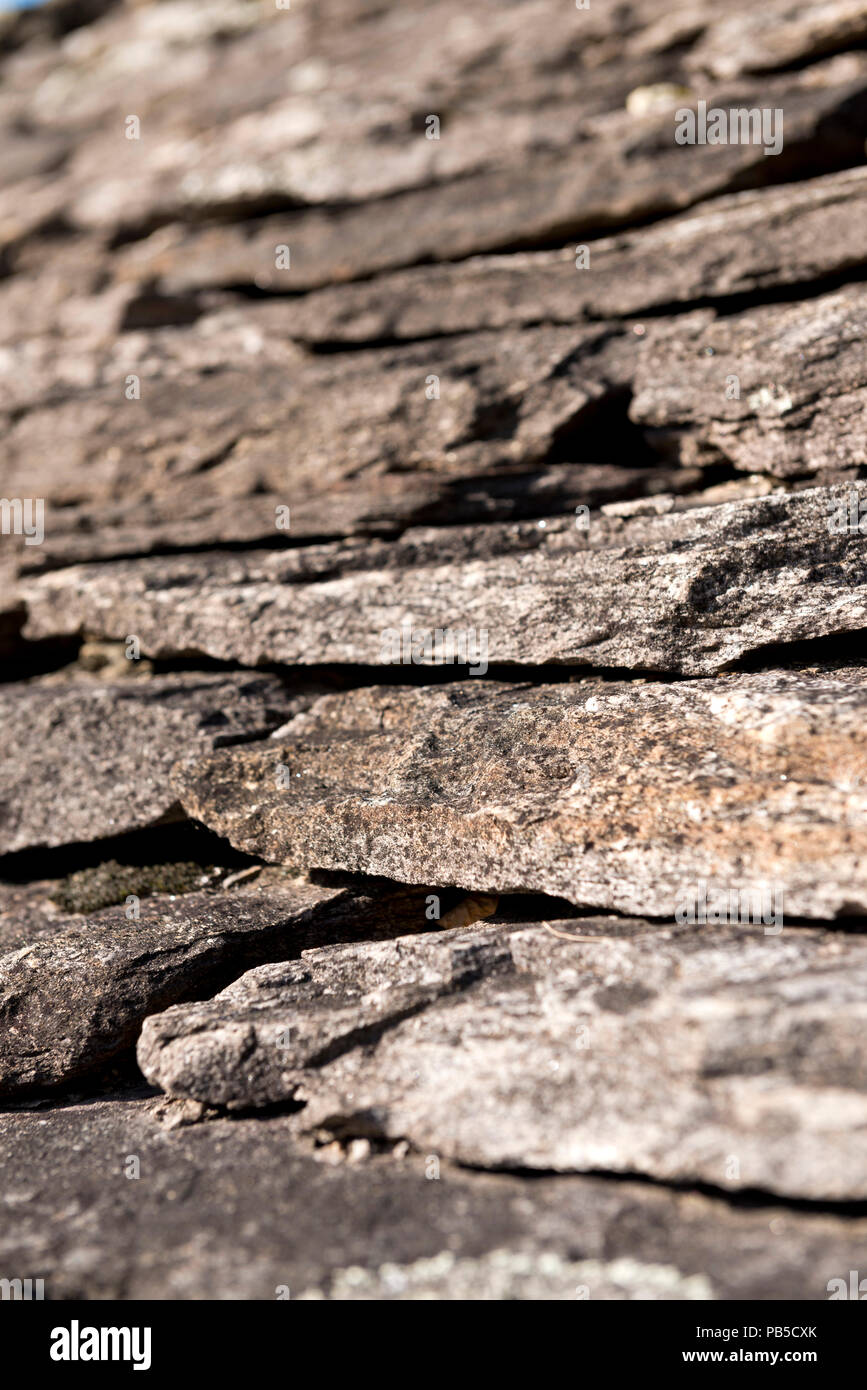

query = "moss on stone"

[51,861,215,915]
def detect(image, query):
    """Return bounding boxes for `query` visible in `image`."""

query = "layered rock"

[0,672,305,854]
[685,1,867,80]
[20,485,867,674]
[3,1090,863,1300]
[138,916,867,1201]
[288,167,867,345]
[168,668,867,919]
[0,874,444,1096]
[4,0,867,1303]
[633,283,867,477]
[108,55,867,293]
[1,320,653,569]
[0,878,80,953]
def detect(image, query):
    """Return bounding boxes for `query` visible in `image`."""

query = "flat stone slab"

[686,0,867,80]
[287,167,867,345]
[2,317,635,486]
[3,0,867,1305]
[113,55,867,293]
[5,3,866,267]
[25,464,702,574]
[0,672,305,854]
[0,879,341,1095]
[20,485,867,675]
[0,873,443,1097]
[138,917,867,1202]
[0,879,80,954]
[632,284,867,478]
[2,320,657,570]
[2,1090,863,1300]
[4,0,674,240]
[171,668,867,920]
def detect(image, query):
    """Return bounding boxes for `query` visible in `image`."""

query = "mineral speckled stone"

[5,0,867,1304]
[171,668,867,919]
[0,875,442,1096]
[632,284,867,477]
[138,917,867,1201]
[0,879,80,954]
[0,880,339,1095]
[0,672,306,854]
[108,55,867,294]
[287,167,867,346]
[20,485,867,675]
[3,1091,865,1300]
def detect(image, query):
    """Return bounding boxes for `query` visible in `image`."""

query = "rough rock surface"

[3,1091,864,1301]
[0,874,445,1096]
[0,879,337,1095]
[0,879,80,953]
[2,321,653,571]
[685,1,867,80]
[21,485,867,674]
[107,54,867,293]
[138,917,867,1201]
[172,669,867,919]
[288,166,867,345]
[633,284,867,477]
[0,671,305,854]
[4,0,867,1302]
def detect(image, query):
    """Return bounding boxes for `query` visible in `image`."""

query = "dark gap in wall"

[726,628,867,673]
[0,819,257,885]
[452,1158,867,1218]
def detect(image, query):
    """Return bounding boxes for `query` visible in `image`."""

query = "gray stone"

[295,1250,714,1301]
[171,667,867,920]
[111,55,867,293]
[2,319,633,495]
[22,484,867,675]
[4,0,867,1298]
[0,879,332,1095]
[287,167,867,345]
[1,320,671,572]
[632,284,867,478]
[6,2,863,269]
[686,1,867,80]
[139,917,867,1201]
[0,874,441,1096]
[0,672,305,854]
[0,879,80,954]
[2,1090,864,1300]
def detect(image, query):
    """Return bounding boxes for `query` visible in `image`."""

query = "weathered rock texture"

[4,0,867,1302]
[21,485,867,674]
[0,9,867,600]
[0,879,334,1094]
[106,54,867,293]
[138,916,867,1201]
[3,1091,864,1301]
[0,874,443,1096]
[633,284,867,477]
[685,1,867,80]
[0,672,305,853]
[172,669,867,919]
[2,321,659,571]
[288,167,867,345]
[0,878,80,953]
